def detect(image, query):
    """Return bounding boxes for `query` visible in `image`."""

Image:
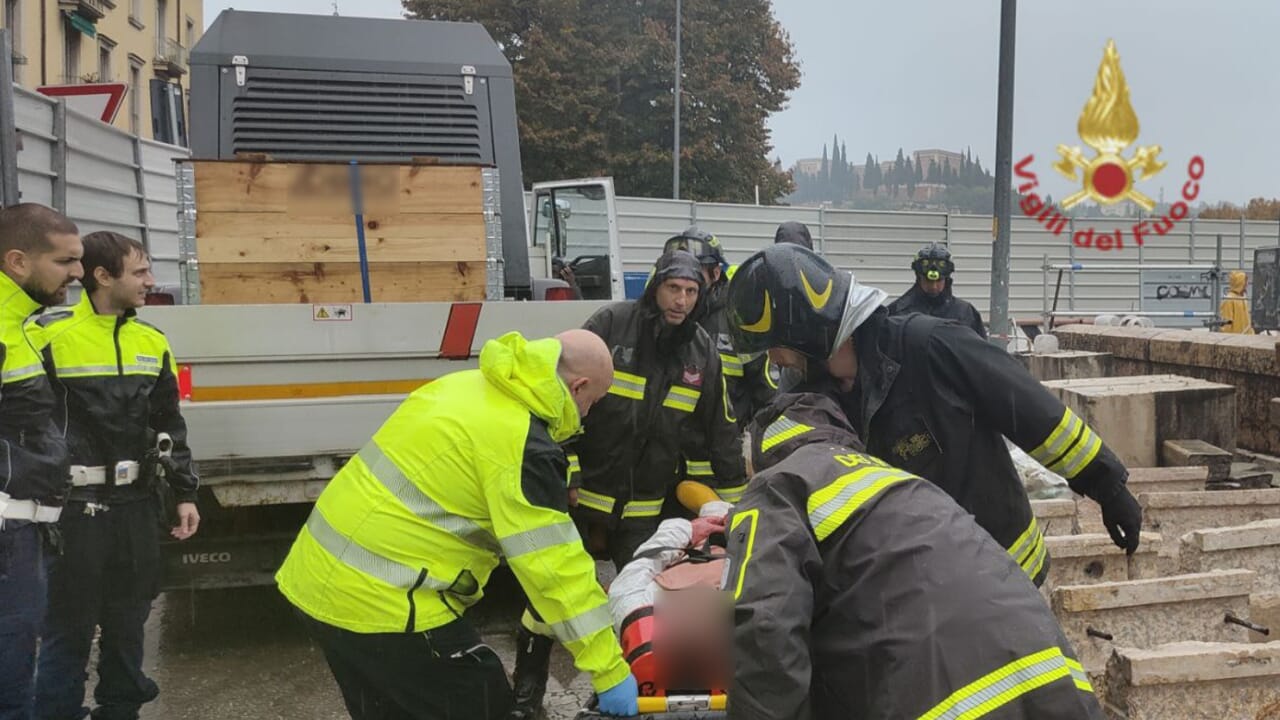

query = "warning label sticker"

[312,304,353,322]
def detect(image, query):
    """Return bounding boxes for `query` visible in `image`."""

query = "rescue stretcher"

[575,482,732,720]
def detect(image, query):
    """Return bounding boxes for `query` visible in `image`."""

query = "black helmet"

[664,226,726,267]
[774,221,814,250]
[726,244,851,358]
[910,242,955,280]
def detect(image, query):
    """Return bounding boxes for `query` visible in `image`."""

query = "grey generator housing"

[189,10,530,291]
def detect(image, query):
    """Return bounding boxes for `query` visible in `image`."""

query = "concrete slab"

[1179,520,1280,593]
[1141,489,1280,547]
[1161,439,1232,483]
[1043,532,1163,592]
[1075,493,1107,535]
[1128,466,1208,494]
[1052,570,1255,673]
[1104,641,1280,720]
[1042,375,1237,467]
[1021,350,1113,382]
[1030,498,1077,536]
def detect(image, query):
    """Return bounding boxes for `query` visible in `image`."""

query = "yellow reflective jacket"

[275,331,629,692]
[0,271,67,503]
[1219,270,1254,334]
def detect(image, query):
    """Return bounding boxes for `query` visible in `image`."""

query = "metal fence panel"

[10,85,190,285]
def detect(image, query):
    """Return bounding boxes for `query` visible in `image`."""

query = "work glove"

[1099,484,1142,554]
[596,673,639,717]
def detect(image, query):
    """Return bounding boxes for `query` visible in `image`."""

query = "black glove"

[1099,484,1142,554]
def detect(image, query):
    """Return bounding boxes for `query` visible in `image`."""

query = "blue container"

[624,271,650,300]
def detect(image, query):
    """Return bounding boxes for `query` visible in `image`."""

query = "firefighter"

[276,329,638,720]
[663,227,776,429]
[30,232,200,720]
[509,250,745,719]
[724,244,1142,586]
[726,392,1105,720]
[0,203,81,720]
[888,242,987,338]
[773,221,813,249]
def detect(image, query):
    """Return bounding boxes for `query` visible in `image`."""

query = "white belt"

[0,493,63,523]
[69,461,139,487]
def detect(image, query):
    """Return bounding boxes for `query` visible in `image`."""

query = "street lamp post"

[990,0,1016,344]
[673,0,682,200]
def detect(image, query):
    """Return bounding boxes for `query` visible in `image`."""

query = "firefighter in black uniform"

[773,221,813,249]
[662,227,775,433]
[509,249,746,719]
[888,242,987,338]
[724,244,1142,586]
[726,392,1105,720]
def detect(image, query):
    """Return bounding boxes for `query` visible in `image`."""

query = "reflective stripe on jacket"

[275,332,630,692]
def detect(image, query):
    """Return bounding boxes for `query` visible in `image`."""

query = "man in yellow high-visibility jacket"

[276,329,638,720]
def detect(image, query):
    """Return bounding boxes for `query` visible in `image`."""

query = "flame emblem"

[1053,40,1166,211]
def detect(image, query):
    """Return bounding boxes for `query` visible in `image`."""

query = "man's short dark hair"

[0,203,78,255]
[81,231,147,293]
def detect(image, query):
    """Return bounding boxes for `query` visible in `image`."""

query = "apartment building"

[2,0,202,144]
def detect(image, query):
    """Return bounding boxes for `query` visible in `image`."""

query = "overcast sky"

[205,0,1278,204]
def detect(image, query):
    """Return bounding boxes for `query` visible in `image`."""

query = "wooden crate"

[192,161,488,304]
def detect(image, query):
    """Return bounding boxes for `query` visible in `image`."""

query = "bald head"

[556,329,614,419]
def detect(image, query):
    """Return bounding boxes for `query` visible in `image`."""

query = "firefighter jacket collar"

[479,331,580,443]
[748,392,865,473]
[71,290,135,328]
[0,270,41,322]
[851,310,902,438]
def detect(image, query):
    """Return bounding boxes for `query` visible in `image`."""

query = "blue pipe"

[349,160,372,304]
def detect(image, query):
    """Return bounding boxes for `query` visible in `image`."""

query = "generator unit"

[188,10,531,291]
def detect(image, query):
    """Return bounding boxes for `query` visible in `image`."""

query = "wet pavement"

[89,568,600,720]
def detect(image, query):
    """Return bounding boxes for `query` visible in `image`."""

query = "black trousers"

[36,500,161,720]
[298,611,513,720]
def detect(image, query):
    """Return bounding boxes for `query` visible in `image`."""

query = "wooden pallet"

[192,161,488,304]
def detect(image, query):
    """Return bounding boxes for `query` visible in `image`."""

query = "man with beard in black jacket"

[663,227,776,435]
[723,244,1142,588]
[508,249,745,720]
[726,392,1104,720]
[888,242,987,338]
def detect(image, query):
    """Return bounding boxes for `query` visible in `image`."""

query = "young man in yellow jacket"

[276,329,638,720]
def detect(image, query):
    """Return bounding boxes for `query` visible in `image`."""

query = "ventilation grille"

[231,71,486,162]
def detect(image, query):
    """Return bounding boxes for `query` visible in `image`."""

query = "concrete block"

[1042,375,1237,468]
[1043,532,1163,591]
[1179,520,1280,593]
[1251,592,1280,644]
[1161,439,1232,483]
[1022,351,1113,382]
[1210,463,1276,491]
[1141,489,1280,548]
[1272,398,1280,429]
[1052,569,1255,673]
[1105,640,1280,720]
[1030,498,1077,536]
[1075,493,1107,535]
[1127,465,1208,494]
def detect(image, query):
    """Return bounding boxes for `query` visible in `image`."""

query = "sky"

[204,0,1280,204]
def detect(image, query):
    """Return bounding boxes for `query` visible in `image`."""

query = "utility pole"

[989,0,1016,344]
[673,0,682,200]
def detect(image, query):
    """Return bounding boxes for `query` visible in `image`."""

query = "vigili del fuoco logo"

[1014,40,1205,251]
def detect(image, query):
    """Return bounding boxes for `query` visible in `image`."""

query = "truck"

[150,9,630,589]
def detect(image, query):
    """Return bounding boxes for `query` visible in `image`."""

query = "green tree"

[863,152,879,195]
[905,157,916,198]
[404,0,801,203]
[928,158,939,183]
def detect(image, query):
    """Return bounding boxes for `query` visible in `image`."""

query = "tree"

[928,158,939,184]
[905,157,916,198]
[844,142,858,196]
[864,152,879,195]
[820,144,830,195]
[405,0,801,203]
